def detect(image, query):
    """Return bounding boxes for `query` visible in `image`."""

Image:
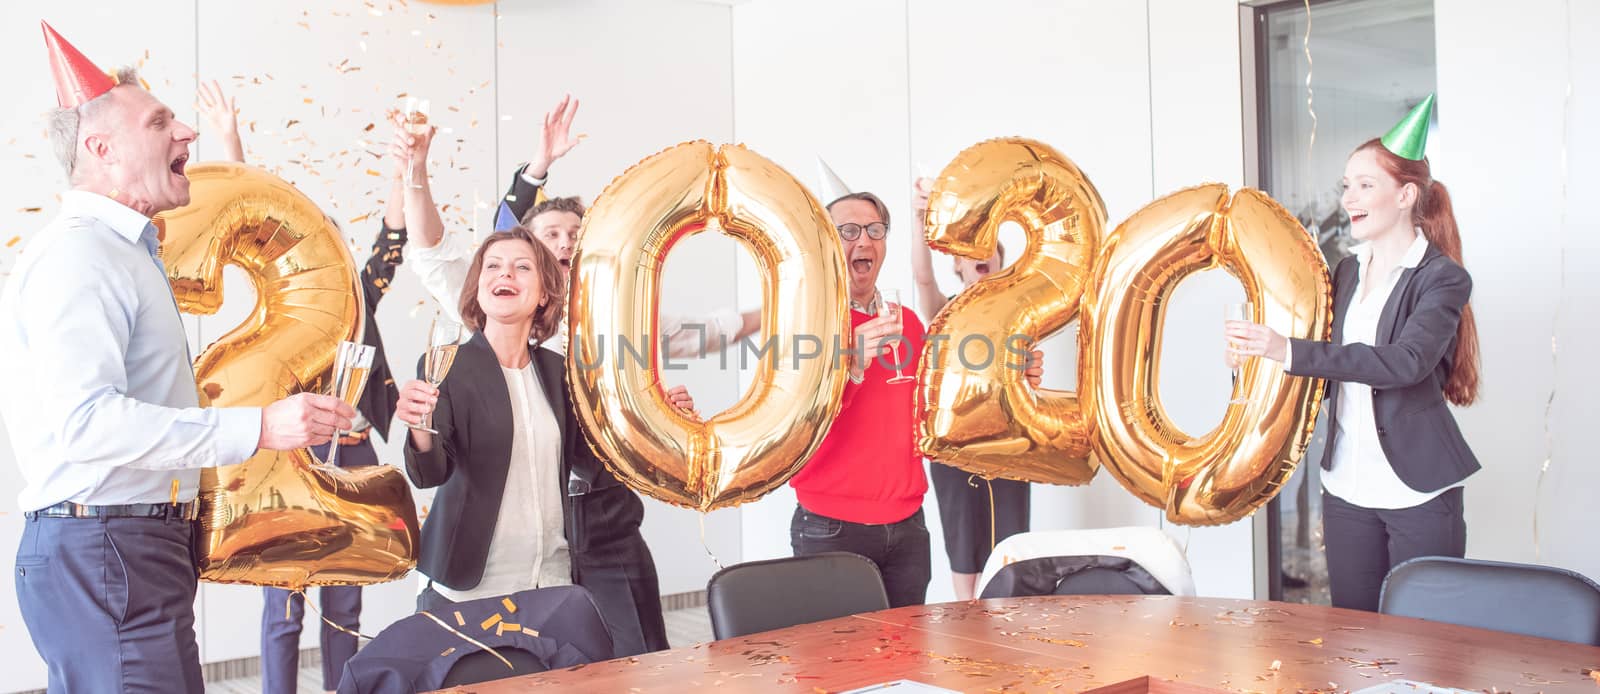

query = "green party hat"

[1381,93,1435,161]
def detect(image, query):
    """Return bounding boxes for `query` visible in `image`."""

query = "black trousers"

[1322,486,1466,612]
[790,505,931,608]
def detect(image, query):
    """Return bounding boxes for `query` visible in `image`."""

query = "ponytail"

[1414,180,1480,406]
[1357,139,1481,406]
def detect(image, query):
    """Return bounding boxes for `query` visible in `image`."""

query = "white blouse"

[1308,234,1453,510]
[431,362,570,601]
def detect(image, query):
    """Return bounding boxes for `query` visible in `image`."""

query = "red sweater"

[790,308,928,524]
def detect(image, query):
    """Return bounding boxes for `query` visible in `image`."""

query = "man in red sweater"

[789,190,1040,607]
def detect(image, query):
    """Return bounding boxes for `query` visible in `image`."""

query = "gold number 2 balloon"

[159,161,420,587]
[921,143,1332,525]
[568,142,849,511]
[918,138,1106,485]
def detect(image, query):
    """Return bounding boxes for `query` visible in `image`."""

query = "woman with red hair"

[1227,95,1481,611]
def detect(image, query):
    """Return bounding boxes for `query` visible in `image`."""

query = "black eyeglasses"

[836,222,888,241]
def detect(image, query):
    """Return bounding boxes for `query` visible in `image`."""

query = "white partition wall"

[1435,0,1600,585]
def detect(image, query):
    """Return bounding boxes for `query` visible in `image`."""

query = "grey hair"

[825,191,891,229]
[47,66,141,182]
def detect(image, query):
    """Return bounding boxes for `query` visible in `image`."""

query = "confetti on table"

[6,236,20,248]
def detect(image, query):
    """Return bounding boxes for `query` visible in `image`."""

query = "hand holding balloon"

[664,384,699,420]
[1024,349,1044,389]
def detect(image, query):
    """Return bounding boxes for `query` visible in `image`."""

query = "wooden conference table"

[455,596,1600,693]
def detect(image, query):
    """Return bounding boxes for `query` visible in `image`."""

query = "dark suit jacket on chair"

[1287,244,1480,494]
[403,332,577,591]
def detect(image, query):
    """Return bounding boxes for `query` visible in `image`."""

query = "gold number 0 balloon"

[159,162,420,587]
[919,140,1333,525]
[568,142,849,511]
[918,138,1107,485]
[1084,184,1331,525]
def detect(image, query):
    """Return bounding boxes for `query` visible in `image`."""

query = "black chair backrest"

[707,552,889,640]
[1380,556,1600,645]
[981,555,1172,599]
[440,647,548,687]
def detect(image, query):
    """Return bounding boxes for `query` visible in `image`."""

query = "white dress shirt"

[1301,233,1449,509]
[431,362,570,602]
[0,191,262,511]
[406,231,745,358]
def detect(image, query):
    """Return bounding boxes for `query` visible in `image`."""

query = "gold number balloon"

[917,138,1106,485]
[568,142,849,511]
[158,161,420,587]
[1083,184,1331,525]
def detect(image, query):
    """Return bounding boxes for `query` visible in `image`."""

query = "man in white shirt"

[1,26,354,693]
[406,93,759,358]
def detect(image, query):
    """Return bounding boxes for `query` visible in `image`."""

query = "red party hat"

[42,21,117,109]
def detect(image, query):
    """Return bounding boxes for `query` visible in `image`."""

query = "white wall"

[1435,0,1600,584]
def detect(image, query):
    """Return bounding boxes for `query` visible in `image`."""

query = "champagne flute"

[401,97,431,190]
[879,289,914,385]
[326,341,374,467]
[412,317,462,434]
[1224,302,1253,405]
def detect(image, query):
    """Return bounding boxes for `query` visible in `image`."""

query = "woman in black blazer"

[396,227,696,614]
[1227,131,1481,612]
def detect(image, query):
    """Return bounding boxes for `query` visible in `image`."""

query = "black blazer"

[1287,244,1480,494]
[357,222,405,441]
[502,163,545,224]
[403,332,578,591]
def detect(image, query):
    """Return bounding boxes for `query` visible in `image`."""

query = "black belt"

[24,501,199,521]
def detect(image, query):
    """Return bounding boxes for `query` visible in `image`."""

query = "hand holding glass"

[411,318,461,434]
[1224,302,1252,404]
[326,341,374,467]
[879,289,914,385]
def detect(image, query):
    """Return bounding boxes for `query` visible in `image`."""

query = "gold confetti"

[5,236,20,248]
[479,613,502,630]
[18,207,41,213]
[521,627,539,637]
[439,647,456,657]
[365,169,382,177]
[453,611,464,626]
[496,622,521,635]
[1301,637,1324,645]
[502,598,517,613]
[348,212,373,224]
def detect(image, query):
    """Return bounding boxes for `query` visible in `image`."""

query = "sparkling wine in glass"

[326,341,374,467]
[413,318,461,434]
[1225,302,1253,405]
[401,97,431,190]
[879,289,914,385]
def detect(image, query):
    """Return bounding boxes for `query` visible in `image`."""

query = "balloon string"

[416,610,515,671]
[291,588,380,642]
[965,474,998,553]
[699,513,723,570]
[1535,0,1574,560]
[1302,0,1317,166]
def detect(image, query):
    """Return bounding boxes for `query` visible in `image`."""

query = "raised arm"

[503,93,582,223]
[909,177,948,319]
[196,80,244,164]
